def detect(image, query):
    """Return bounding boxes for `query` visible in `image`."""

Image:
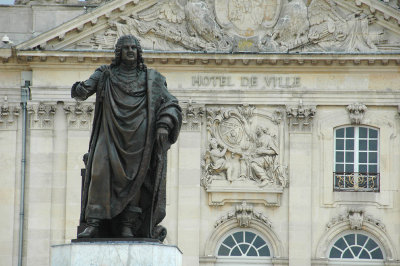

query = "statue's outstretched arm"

[71,69,103,101]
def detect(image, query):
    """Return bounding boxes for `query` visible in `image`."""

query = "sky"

[0,0,14,4]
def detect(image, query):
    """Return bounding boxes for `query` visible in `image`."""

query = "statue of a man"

[71,35,182,240]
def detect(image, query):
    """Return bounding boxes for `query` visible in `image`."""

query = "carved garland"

[0,100,20,130]
[214,201,272,229]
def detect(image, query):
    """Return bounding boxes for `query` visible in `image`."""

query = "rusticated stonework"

[28,103,57,130]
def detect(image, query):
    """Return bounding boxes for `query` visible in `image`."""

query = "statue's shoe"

[77,226,99,238]
[120,226,134,238]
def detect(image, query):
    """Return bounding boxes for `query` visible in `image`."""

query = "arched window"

[329,232,384,261]
[334,126,379,191]
[217,230,271,257]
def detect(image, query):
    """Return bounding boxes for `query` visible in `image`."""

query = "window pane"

[359,152,367,163]
[360,249,371,259]
[359,140,367,151]
[369,152,377,163]
[336,139,344,150]
[336,152,344,162]
[253,236,266,249]
[345,164,354,173]
[359,127,368,138]
[346,139,354,150]
[346,127,354,138]
[329,247,342,258]
[336,128,344,138]
[239,243,250,254]
[230,246,241,256]
[351,246,362,257]
[245,232,256,243]
[371,249,384,259]
[247,247,257,256]
[345,152,354,163]
[343,249,354,258]
[258,246,270,257]
[336,164,344,173]
[369,128,378,138]
[223,235,235,248]
[344,234,355,245]
[357,234,368,246]
[359,164,367,173]
[369,140,377,151]
[334,238,347,250]
[369,165,377,173]
[365,239,378,250]
[233,232,243,243]
[218,245,230,256]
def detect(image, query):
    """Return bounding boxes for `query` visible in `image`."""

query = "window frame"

[327,231,385,265]
[333,126,380,192]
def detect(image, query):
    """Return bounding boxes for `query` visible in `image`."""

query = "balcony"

[333,172,380,192]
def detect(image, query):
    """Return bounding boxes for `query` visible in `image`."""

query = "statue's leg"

[77,218,101,238]
[120,205,142,238]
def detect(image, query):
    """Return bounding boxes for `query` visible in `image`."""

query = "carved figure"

[71,35,182,240]
[307,0,377,52]
[208,138,239,182]
[250,126,278,186]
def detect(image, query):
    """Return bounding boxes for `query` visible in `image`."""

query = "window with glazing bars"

[334,126,379,191]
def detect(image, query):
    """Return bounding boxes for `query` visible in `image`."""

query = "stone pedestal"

[51,241,182,266]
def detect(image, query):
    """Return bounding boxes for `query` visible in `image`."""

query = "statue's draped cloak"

[75,65,181,237]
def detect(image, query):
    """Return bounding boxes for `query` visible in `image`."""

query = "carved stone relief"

[0,100,20,130]
[286,103,316,132]
[73,0,400,53]
[214,201,272,229]
[326,209,386,231]
[347,102,367,125]
[181,102,204,131]
[64,102,94,130]
[28,103,56,129]
[202,105,288,190]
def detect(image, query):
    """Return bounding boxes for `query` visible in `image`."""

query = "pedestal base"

[51,241,182,266]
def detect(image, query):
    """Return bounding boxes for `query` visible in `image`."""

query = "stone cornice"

[15,0,155,50]
[11,50,400,66]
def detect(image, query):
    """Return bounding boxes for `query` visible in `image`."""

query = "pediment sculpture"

[201,105,288,190]
[67,0,400,53]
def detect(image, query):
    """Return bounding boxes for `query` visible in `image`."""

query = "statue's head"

[112,35,145,70]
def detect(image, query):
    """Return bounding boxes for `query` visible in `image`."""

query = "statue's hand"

[157,127,169,153]
[71,81,81,99]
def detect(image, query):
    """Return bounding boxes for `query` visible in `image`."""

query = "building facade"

[1,0,400,265]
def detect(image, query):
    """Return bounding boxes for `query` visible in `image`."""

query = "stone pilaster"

[286,103,316,265]
[63,101,94,240]
[25,102,56,265]
[181,102,204,132]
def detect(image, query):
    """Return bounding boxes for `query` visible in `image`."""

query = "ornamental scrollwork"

[64,102,94,130]
[214,201,272,229]
[28,103,57,129]
[72,0,398,53]
[181,102,204,131]
[201,105,288,190]
[326,209,386,232]
[347,103,367,125]
[0,100,20,130]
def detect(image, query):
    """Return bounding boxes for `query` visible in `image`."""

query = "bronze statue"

[71,35,182,240]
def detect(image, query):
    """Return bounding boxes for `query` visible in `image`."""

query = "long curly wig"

[111,35,146,71]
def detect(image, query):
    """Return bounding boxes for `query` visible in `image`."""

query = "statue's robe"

[72,65,181,238]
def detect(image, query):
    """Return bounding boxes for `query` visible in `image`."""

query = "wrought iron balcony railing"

[333,172,380,192]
